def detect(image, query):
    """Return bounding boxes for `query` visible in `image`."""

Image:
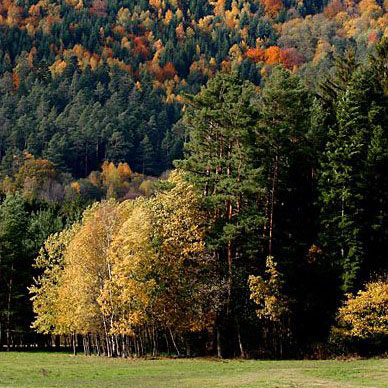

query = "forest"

[0,0,387,358]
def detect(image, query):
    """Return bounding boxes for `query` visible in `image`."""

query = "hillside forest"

[0,0,387,358]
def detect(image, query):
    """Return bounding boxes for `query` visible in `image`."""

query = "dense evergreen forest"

[0,0,387,357]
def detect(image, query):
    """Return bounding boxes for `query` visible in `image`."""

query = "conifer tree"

[318,53,387,291]
[257,66,311,257]
[176,72,265,357]
[0,194,29,348]
[140,134,155,175]
[106,131,129,164]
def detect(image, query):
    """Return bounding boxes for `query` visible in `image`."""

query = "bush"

[330,279,388,355]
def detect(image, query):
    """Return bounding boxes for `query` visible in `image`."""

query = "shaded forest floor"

[0,352,386,387]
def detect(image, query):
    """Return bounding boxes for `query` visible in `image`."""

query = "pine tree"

[258,66,311,257]
[176,72,265,357]
[106,131,129,164]
[43,134,69,171]
[140,134,155,175]
[0,194,29,349]
[318,62,387,292]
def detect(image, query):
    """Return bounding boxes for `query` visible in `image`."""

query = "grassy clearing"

[0,352,386,388]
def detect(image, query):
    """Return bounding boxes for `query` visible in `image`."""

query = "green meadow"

[0,352,386,388]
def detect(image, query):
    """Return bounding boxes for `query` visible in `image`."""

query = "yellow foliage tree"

[336,280,388,339]
[30,225,80,335]
[101,161,132,199]
[98,199,156,337]
[98,171,219,354]
[147,171,217,333]
[248,256,292,356]
[31,171,219,356]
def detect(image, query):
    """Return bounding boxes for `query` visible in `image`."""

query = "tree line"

[0,154,157,350]
[18,40,387,357]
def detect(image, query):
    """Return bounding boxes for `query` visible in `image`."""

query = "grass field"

[0,352,386,388]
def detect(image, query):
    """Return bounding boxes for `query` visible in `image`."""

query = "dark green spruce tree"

[176,72,266,357]
[257,66,311,259]
[318,42,388,292]
[0,194,29,349]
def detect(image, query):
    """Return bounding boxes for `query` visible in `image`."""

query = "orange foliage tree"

[265,46,281,64]
[246,47,266,63]
[261,0,283,18]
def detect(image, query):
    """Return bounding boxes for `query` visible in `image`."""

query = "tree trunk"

[216,325,222,358]
[269,155,279,256]
[6,263,14,351]
[164,333,171,355]
[72,333,77,356]
[169,328,180,356]
[236,317,245,358]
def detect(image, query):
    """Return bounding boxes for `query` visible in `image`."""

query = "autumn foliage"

[246,46,304,69]
[261,0,283,18]
[335,280,388,339]
[31,172,219,356]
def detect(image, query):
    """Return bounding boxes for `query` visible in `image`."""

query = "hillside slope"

[0,0,386,176]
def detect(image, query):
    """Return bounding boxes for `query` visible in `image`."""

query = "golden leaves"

[31,171,216,338]
[248,256,291,323]
[337,280,388,339]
